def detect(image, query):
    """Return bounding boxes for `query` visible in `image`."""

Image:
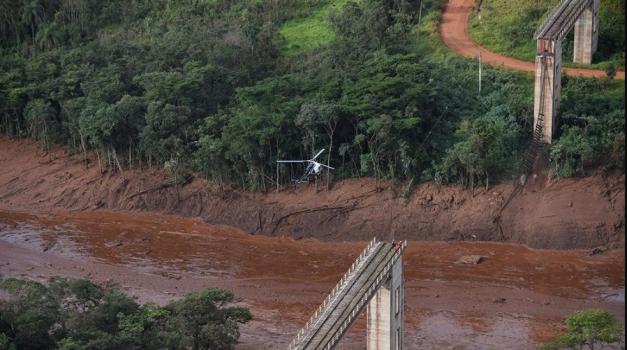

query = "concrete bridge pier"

[573,0,600,64]
[367,257,404,350]
[534,39,562,144]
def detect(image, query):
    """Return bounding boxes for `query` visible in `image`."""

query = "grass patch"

[279,0,355,55]
[469,0,625,70]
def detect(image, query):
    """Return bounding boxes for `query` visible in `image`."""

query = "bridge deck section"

[288,239,406,350]
[534,0,592,41]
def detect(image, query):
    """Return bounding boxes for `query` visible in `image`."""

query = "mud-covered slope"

[0,137,624,249]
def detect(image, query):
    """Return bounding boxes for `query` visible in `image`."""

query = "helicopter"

[277,149,334,183]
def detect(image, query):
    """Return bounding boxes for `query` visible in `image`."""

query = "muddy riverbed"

[0,209,624,349]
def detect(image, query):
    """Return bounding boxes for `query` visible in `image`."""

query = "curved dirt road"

[439,0,625,79]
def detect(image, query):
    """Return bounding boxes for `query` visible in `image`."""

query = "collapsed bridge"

[289,238,406,350]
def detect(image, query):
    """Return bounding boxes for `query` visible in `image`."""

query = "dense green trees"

[0,0,623,190]
[0,277,252,350]
[434,114,520,189]
[551,77,625,178]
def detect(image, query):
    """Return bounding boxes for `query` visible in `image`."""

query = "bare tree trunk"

[128,141,132,170]
[96,150,102,174]
[112,146,123,173]
[326,136,333,191]
[79,130,87,168]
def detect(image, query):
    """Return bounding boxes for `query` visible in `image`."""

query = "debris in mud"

[492,297,506,304]
[589,246,606,256]
[456,255,487,265]
[105,240,123,248]
[43,241,56,252]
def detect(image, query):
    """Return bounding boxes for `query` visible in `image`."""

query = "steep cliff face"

[0,137,623,249]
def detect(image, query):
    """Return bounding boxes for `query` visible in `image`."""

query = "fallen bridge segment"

[288,238,406,350]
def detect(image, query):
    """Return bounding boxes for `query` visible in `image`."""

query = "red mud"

[439,0,626,79]
[0,209,624,349]
[0,137,624,250]
[0,138,625,348]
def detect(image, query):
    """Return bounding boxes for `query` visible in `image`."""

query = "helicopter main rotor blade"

[277,160,308,163]
[310,149,325,161]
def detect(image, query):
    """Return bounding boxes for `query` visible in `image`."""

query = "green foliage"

[0,277,251,350]
[549,126,594,178]
[540,309,623,350]
[23,98,56,151]
[0,278,60,350]
[0,0,623,189]
[550,77,625,177]
[434,114,520,188]
[279,0,356,55]
[0,333,9,350]
[165,289,252,350]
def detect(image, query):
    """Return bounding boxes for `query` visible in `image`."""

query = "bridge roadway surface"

[291,241,400,350]
[439,0,625,79]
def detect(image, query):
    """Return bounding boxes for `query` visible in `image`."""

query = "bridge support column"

[534,39,562,144]
[573,0,600,64]
[367,257,404,350]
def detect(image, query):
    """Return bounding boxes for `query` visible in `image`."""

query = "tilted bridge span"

[288,238,406,350]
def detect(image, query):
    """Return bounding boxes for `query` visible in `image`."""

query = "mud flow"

[0,209,624,349]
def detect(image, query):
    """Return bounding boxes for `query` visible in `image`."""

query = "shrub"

[434,114,520,189]
[540,309,623,350]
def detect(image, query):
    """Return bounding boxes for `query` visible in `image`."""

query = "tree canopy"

[0,0,623,190]
[0,277,252,350]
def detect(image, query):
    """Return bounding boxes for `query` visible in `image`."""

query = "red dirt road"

[439,0,626,79]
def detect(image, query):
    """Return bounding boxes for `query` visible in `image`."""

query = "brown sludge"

[0,136,624,349]
[0,209,624,349]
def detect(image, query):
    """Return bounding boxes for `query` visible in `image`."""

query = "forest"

[0,277,252,350]
[0,0,624,191]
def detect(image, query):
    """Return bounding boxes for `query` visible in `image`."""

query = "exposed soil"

[0,209,624,349]
[439,0,626,79]
[0,137,623,250]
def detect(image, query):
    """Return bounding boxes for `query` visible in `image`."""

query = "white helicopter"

[277,149,334,183]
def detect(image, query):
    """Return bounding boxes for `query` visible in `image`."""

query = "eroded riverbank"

[0,209,624,349]
[1,137,624,249]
